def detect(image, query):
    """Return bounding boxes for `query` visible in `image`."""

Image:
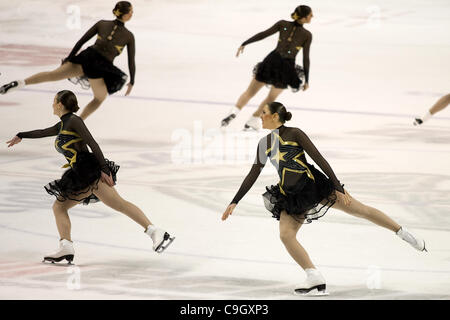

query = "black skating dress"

[230,125,344,223]
[17,113,119,205]
[241,20,312,92]
[64,19,136,94]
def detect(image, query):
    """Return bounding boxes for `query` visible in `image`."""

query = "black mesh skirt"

[67,46,128,94]
[262,165,338,223]
[253,50,305,92]
[45,152,120,205]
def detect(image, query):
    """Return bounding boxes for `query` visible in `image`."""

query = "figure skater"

[221,102,427,295]
[1,1,136,120]
[413,93,450,125]
[221,5,312,131]
[6,90,174,264]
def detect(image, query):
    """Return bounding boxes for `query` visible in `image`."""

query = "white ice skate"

[413,118,423,126]
[146,227,175,253]
[42,239,75,264]
[396,227,427,252]
[221,113,236,127]
[294,268,329,296]
[0,80,24,95]
[243,116,261,131]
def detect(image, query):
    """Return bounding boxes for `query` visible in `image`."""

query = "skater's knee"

[53,200,68,212]
[279,229,296,244]
[93,95,107,104]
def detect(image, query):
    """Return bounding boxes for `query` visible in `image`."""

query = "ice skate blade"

[0,81,18,95]
[42,254,74,265]
[242,125,259,132]
[294,284,329,296]
[155,233,175,253]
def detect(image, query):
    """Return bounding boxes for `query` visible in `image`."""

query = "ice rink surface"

[0,0,449,300]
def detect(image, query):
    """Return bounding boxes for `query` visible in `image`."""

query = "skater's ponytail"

[268,102,292,123]
[291,5,312,21]
[56,90,79,113]
[113,1,132,19]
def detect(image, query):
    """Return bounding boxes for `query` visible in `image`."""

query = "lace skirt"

[45,152,120,205]
[67,46,127,94]
[253,50,305,92]
[262,164,338,223]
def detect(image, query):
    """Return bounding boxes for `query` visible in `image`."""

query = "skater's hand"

[341,189,352,206]
[222,203,236,221]
[125,83,133,96]
[302,83,309,91]
[6,136,21,148]
[236,46,245,57]
[101,171,115,187]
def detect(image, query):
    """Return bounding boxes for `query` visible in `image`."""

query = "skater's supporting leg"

[52,198,80,241]
[25,62,83,85]
[79,78,108,120]
[252,86,284,117]
[235,78,265,110]
[92,180,152,229]
[279,211,315,269]
[331,190,401,232]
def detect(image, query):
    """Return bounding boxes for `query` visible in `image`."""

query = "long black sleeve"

[231,140,268,204]
[69,116,110,175]
[66,22,99,59]
[302,33,312,83]
[293,128,344,193]
[241,21,281,46]
[127,34,136,85]
[17,123,61,139]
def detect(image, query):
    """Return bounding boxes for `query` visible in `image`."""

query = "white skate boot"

[221,113,236,127]
[0,80,25,95]
[145,226,175,253]
[396,227,427,252]
[294,268,329,296]
[43,239,75,264]
[243,116,261,131]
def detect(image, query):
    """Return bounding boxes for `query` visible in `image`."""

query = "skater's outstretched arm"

[223,138,268,220]
[7,122,61,147]
[65,21,100,61]
[293,128,344,194]
[230,138,268,205]
[241,21,282,47]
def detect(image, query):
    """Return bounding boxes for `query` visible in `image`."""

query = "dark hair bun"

[56,90,79,113]
[113,1,132,19]
[291,5,312,20]
[267,101,292,123]
[285,112,292,121]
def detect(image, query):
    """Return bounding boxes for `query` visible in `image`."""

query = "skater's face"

[299,11,314,24]
[52,96,65,116]
[261,105,281,129]
[121,6,133,21]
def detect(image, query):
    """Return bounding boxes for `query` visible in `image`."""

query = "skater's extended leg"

[414,93,450,125]
[332,190,401,232]
[25,62,83,85]
[330,190,426,251]
[92,180,152,228]
[430,93,450,115]
[79,78,108,120]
